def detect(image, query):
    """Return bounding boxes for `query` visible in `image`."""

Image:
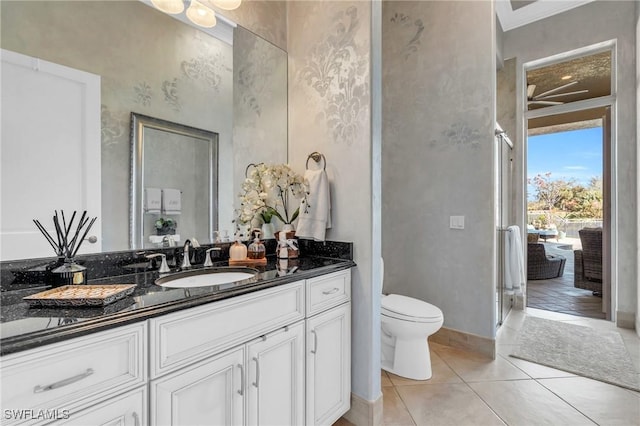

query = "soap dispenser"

[229,240,247,261]
[247,232,266,259]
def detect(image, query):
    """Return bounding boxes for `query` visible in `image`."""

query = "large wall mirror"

[131,113,218,249]
[0,0,287,260]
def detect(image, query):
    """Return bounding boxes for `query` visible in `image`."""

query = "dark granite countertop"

[1,255,355,356]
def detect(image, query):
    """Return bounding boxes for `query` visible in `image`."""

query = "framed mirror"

[131,113,218,249]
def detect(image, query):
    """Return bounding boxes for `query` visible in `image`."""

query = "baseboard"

[343,391,383,426]
[636,315,640,338]
[430,326,496,359]
[616,310,636,329]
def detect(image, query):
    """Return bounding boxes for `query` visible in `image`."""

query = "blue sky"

[528,127,603,198]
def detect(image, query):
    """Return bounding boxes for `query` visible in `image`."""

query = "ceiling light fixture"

[186,0,217,28]
[150,0,185,14]
[561,75,572,80]
[211,0,242,10]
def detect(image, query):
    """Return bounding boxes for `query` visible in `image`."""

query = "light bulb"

[211,0,241,10]
[150,0,185,14]
[186,0,217,27]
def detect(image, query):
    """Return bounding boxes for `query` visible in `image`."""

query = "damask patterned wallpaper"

[381,0,497,338]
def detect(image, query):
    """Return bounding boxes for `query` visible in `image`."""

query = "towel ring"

[245,162,264,178]
[306,152,326,171]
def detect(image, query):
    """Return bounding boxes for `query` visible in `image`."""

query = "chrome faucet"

[181,239,193,269]
[145,253,171,273]
[204,247,222,267]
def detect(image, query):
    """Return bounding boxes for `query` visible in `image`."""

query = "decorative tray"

[229,258,267,266]
[23,285,136,307]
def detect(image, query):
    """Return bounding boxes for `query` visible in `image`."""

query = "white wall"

[382,0,497,339]
[503,0,638,326]
[288,0,381,405]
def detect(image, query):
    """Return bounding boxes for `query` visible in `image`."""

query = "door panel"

[1,49,101,260]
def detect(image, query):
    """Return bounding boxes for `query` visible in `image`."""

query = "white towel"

[296,169,331,241]
[162,188,182,215]
[144,188,161,214]
[504,225,525,295]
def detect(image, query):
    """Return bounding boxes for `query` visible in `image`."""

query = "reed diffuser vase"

[33,210,97,287]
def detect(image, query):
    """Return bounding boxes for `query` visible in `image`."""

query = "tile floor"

[335,308,640,426]
[527,242,605,320]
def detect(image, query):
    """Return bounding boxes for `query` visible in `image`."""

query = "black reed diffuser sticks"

[33,210,97,259]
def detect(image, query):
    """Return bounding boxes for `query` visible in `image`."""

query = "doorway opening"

[526,111,607,320]
[523,43,615,321]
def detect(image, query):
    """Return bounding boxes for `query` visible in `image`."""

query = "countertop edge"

[1,260,355,357]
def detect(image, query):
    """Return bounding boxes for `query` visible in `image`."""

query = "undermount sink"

[155,267,259,289]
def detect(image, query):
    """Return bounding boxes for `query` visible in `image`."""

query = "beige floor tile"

[382,386,416,426]
[538,377,640,425]
[433,345,529,382]
[386,352,462,386]
[496,323,521,345]
[496,344,576,379]
[382,369,394,387]
[525,307,584,321]
[395,383,505,426]
[469,379,596,426]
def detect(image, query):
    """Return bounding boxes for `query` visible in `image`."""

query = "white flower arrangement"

[237,163,309,227]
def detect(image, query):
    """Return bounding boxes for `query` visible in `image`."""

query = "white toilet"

[380,260,444,380]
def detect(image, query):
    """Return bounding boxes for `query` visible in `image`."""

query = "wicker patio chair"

[574,228,602,294]
[527,243,566,280]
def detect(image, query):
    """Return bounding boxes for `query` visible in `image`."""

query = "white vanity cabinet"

[305,270,352,426]
[1,267,352,426]
[0,322,147,426]
[151,347,246,425]
[149,280,306,426]
[247,322,305,425]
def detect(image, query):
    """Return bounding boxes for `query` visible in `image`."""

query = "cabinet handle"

[322,287,340,295]
[237,363,244,396]
[33,368,94,393]
[132,411,140,426]
[311,330,318,354]
[252,357,260,388]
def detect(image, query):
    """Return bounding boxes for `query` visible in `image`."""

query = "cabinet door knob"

[132,411,140,426]
[311,330,318,354]
[33,368,94,393]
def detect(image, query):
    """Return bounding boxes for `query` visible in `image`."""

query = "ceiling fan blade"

[535,89,589,100]
[527,100,564,106]
[533,81,579,99]
[527,84,536,98]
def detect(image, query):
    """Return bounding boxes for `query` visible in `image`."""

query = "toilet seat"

[382,294,443,323]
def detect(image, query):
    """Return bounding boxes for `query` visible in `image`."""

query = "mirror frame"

[130,113,219,249]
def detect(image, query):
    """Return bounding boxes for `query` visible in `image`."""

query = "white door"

[247,322,305,426]
[151,347,245,426]
[306,303,351,426]
[1,49,101,260]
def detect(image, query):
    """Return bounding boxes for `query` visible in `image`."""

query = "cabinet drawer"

[57,386,147,426]
[150,280,305,378]
[307,270,351,316]
[0,323,146,425]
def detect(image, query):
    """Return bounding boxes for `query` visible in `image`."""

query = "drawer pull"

[33,368,94,393]
[311,330,318,354]
[237,363,245,395]
[252,357,260,388]
[322,287,340,295]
